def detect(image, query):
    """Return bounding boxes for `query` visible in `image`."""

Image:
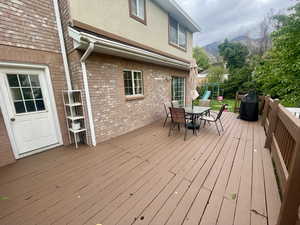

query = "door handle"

[10,118,15,122]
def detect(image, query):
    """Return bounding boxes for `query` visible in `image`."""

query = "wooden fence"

[261,96,300,225]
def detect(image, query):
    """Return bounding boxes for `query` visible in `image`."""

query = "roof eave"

[152,0,201,33]
[68,27,191,71]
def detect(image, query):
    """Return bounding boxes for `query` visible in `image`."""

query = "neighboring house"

[196,70,228,86]
[197,70,209,85]
[0,0,200,167]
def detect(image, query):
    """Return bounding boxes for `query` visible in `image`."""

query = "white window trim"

[169,17,187,50]
[124,70,144,97]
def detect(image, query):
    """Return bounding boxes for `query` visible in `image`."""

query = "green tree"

[193,47,210,70]
[218,39,249,70]
[255,3,300,106]
[222,65,255,98]
[208,65,227,83]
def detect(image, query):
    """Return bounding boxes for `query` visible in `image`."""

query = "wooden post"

[234,92,239,113]
[259,95,265,115]
[261,96,270,127]
[277,141,300,225]
[264,99,280,149]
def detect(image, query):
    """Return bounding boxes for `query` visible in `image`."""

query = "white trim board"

[0,61,63,159]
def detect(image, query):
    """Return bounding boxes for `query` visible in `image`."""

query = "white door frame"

[0,61,63,159]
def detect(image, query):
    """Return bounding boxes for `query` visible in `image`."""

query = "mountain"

[203,36,265,62]
[203,41,222,63]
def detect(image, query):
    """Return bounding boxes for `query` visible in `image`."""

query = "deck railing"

[261,96,300,225]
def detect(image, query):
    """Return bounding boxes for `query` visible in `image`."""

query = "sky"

[178,0,297,46]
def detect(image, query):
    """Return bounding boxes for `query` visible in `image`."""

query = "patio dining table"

[184,106,211,134]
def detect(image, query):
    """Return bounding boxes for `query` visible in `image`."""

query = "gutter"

[52,0,72,90]
[53,1,97,147]
[80,42,97,146]
[68,27,190,71]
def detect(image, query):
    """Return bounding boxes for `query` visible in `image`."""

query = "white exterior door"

[0,67,62,158]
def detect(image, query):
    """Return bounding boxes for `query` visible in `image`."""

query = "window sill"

[169,42,187,52]
[130,14,147,25]
[125,95,145,101]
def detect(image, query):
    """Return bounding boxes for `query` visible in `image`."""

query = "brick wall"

[84,53,189,143]
[58,0,74,53]
[0,0,60,53]
[0,110,15,167]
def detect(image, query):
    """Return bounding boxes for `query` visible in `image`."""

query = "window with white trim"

[169,17,187,50]
[130,0,146,23]
[123,70,144,96]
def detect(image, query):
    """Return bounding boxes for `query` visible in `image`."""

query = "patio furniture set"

[163,101,227,140]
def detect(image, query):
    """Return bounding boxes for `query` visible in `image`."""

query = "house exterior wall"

[87,53,189,143]
[0,0,69,167]
[68,51,189,143]
[0,110,15,167]
[68,0,193,61]
[0,0,193,167]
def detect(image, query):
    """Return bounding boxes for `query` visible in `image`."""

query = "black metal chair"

[163,102,171,127]
[200,104,227,136]
[168,107,190,141]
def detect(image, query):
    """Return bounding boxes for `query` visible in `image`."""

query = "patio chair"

[171,100,180,108]
[200,104,227,136]
[163,102,171,127]
[168,107,189,141]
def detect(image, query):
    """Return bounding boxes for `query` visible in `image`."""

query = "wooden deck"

[0,112,281,225]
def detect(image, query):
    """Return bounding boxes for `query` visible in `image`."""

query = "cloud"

[178,0,296,46]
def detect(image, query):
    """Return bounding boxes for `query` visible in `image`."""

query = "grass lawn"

[210,99,235,112]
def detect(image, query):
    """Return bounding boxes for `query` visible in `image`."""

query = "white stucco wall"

[69,0,193,61]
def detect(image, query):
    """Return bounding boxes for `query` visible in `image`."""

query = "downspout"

[52,0,72,90]
[80,42,97,146]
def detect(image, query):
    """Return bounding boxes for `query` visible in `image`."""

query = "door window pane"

[14,102,26,114]
[36,100,45,111]
[25,101,36,112]
[22,88,33,99]
[10,88,22,101]
[7,74,19,87]
[30,75,40,86]
[6,74,46,114]
[19,75,30,87]
[32,88,43,99]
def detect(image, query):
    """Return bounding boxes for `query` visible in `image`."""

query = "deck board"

[0,112,281,225]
